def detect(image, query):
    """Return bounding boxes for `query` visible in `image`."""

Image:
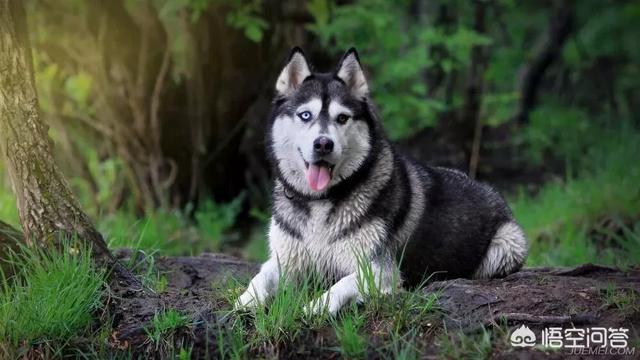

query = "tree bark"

[0,0,136,287]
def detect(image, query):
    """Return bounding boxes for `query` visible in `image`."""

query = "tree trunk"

[0,1,135,286]
[465,0,488,179]
[515,0,574,124]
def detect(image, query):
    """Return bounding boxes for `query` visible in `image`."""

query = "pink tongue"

[306,163,331,191]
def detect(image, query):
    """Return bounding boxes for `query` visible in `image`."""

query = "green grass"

[387,290,440,333]
[356,246,441,332]
[354,249,388,313]
[211,240,442,357]
[511,120,640,267]
[219,260,441,358]
[0,242,105,346]
[145,309,191,348]
[388,330,419,360]
[334,306,367,358]
[438,326,493,360]
[216,320,248,360]
[602,283,640,312]
[125,249,169,293]
[172,346,193,360]
[251,272,327,342]
[211,272,330,355]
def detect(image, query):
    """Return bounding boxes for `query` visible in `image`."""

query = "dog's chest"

[294,201,356,273]
[300,200,338,244]
[289,199,383,274]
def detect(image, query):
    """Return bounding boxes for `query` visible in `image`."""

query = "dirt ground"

[107,252,639,359]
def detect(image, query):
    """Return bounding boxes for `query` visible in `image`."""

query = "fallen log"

[106,253,639,358]
[425,264,639,334]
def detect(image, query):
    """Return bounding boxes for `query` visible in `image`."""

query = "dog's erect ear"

[276,47,312,96]
[335,48,369,99]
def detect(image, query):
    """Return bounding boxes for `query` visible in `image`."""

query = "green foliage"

[101,209,195,255]
[63,71,94,114]
[33,51,96,119]
[195,193,245,251]
[154,0,267,86]
[101,194,243,256]
[241,227,269,262]
[141,0,268,86]
[309,0,491,139]
[71,150,126,219]
[560,2,640,117]
[157,0,267,52]
[221,0,269,42]
[240,207,271,261]
[0,242,105,346]
[521,105,595,168]
[481,2,546,126]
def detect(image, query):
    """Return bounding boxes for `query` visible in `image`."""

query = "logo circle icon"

[510,325,537,347]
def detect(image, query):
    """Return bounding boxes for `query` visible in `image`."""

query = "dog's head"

[268,47,376,196]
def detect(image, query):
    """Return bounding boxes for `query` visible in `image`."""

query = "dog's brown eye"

[336,114,350,125]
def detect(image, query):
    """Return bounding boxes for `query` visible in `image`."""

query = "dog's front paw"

[234,290,260,312]
[304,293,340,317]
[303,299,328,318]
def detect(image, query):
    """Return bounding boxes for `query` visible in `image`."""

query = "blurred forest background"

[1,0,639,267]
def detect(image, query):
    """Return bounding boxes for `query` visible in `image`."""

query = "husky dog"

[236,47,528,315]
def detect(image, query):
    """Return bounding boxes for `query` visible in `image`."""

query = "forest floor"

[105,251,640,359]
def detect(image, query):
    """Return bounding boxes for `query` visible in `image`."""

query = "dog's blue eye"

[298,111,312,122]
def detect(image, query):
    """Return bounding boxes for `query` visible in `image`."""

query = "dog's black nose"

[313,136,334,155]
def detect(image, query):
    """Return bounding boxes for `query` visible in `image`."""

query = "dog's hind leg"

[473,221,528,279]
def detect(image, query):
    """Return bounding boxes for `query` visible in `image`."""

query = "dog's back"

[397,160,527,286]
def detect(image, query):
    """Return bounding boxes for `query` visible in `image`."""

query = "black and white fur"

[236,48,528,315]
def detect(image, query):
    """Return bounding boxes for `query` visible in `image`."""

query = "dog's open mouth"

[303,159,334,192]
